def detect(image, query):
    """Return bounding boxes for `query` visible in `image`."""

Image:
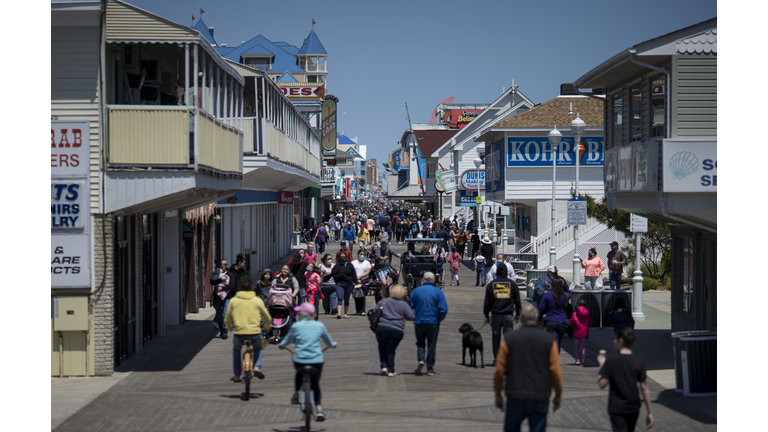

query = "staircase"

[520,218,628,271]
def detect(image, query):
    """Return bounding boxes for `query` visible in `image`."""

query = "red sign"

[344,178,351,202]
[652,84,664,96]
[444,109,484,129]
[276,84,325,101]
[277,191,294,204]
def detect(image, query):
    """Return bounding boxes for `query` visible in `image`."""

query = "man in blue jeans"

[483,264,521,367]
[606,241,627,289]
[409,272,448,376]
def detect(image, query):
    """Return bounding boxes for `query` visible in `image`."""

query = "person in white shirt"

[488,253,515,282]
[351,250,373,316]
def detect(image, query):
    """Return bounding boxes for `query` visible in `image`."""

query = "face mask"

[497,260,504,266]
[588,252,593,258]
[300,253,305,258]
[359,255,365,260]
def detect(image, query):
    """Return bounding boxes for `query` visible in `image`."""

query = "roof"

[338,135,356,145]
[275,71,299,82]
[492,96,603,129]
[192,19,217,46]
[274,42,300,55]
[297,30,327,55]
[221,35,305,73]
[411,129,460,158]
[242,44,274,57]
[573,18,716,89]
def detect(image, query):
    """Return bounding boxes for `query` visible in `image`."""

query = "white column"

[184,44,190,106]
[192,44,198,108]
[632,231,646,320]
[572,135,582,285]
[229,75,234,126]
[223,74,229,123]
[200,49,206,111]
[239,84,244,130]
[208,56,213,113]
[215,66,221,119]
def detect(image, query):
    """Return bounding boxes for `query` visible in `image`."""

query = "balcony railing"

[240,116,322,178]
[107,106,242,176]
[302,63,326,72]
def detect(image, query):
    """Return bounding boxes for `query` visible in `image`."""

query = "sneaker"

[427,371,436,376]
[290,394,299,405]
[415,361,425,375]
[387,372,397,377]
[575,360,581,365]
[380,368,388,376]
[316,409,325,421]
[220,332,228,340]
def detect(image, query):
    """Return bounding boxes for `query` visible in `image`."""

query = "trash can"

[525,269,549,301]
[672,331,717,396]
[292,231,302,248]
[600,289,632,328]
[570,289,601,327]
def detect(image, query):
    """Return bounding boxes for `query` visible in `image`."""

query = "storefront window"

[630,83,642,142]
[612,91,622,148]
[650,75,666,138]
[676,236,694,313]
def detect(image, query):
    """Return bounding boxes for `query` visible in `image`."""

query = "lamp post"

[547,126,561,268]
[570,114,586,286]
[474,156,483,238]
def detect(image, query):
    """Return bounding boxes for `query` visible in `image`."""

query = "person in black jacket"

[329,254,359,319]
[483,265,522,366]
[289,253,308,305]
[494,305,562,431]
[222,257,248,339]
[479,236,495,283]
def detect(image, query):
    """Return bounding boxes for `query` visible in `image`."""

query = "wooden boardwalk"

[54,241,716,432]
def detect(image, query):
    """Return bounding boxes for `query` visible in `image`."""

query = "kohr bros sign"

[507,137,604,167]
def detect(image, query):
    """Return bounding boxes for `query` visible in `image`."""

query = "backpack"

[411,224,418,233]
[367,299,389,333]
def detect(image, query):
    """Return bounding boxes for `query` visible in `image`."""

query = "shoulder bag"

[367,299,388,333]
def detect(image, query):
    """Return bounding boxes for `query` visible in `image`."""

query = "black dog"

[459,323,484,368]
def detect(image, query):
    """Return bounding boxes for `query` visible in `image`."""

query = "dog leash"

[475,322,489,331]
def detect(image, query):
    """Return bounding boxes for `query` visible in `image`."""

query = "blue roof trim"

[192,19,217,46]
[274,42,300,55]
[275,71,299,82]
[297,30,327,55]
[338,135,356,145]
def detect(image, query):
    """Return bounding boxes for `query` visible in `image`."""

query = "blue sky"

[118,0,716,166]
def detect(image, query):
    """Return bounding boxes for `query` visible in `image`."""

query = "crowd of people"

[212,202,649,432]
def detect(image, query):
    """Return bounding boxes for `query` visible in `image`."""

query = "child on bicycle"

[279,303,338,421]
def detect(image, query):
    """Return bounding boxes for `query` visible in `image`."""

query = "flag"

[312,19,316,25]
[200,8,205,15]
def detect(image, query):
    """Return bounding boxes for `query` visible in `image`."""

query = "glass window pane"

[651,75,666,138]
[613,92,622,148]
[630,84,642,142]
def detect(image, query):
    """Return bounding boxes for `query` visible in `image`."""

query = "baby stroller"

[266,283,295,344]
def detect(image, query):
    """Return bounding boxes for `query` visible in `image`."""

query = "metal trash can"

[672,331,717,396]
[525,269,549,301]
[570,289,602,327]
[292,231,302,248]
[600,289,633,328]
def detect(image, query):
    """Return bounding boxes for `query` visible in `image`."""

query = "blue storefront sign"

[459,190,477,207]
[507,137,604,167]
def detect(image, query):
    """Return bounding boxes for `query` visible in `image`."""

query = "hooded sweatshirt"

[224,291,272,335]
[569,305,593,339]
[254,268,272,303]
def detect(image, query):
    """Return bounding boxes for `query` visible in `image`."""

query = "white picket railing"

[525,217,601,263]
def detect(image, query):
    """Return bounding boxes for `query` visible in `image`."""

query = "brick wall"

[92,214,114,376]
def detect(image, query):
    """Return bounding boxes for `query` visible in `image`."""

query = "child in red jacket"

[569,299,593,366]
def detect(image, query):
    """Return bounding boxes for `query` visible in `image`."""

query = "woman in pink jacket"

[569,299,593,365]
[446,247,462,286]
[579,247,606,290]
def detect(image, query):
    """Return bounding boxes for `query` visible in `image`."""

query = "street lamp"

[570,114,586,286]
[547,125,562,268]
[474,156,483,238]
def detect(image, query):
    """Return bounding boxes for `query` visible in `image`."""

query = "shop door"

[114,215,136,366]
[142,214,158,343]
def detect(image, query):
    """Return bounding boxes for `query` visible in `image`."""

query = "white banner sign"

[51,234,90,288]
[631,213,648,233]
[52,120,89,177]
[52,180,87,229]
[662,139,717,192]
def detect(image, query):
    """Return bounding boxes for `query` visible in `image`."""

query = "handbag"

[367,299,388,333]
[352,286,365,299]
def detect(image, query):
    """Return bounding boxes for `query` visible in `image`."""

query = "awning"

[309,185,322,198]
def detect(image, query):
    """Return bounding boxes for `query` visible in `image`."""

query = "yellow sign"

[476,196,482,204]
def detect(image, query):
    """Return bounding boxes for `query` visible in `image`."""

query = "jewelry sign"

[322,96,338,160]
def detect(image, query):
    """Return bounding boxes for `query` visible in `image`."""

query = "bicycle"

[240,338,265,401]
[280,344,335,432]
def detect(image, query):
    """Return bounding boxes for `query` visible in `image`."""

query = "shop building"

[475,93,626,268]
[430,87,535,227]
[52,0,247,375]
[572,18,716,331]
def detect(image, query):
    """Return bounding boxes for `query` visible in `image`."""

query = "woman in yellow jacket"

[225,276,272,382]
[357,225,370,248]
